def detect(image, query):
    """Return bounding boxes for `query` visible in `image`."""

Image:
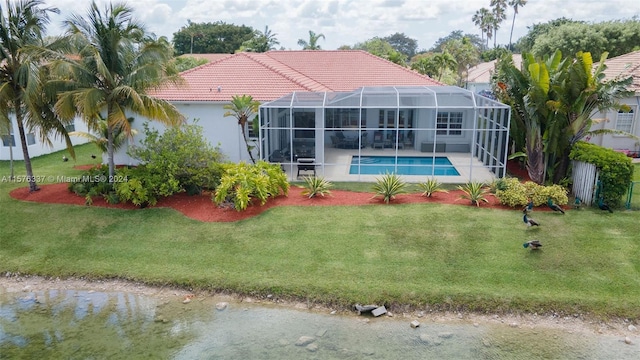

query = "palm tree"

[69,116,135,154]
[224,95,260,164]
[431,52,457,82]
[472,8,490,48]
[240,25,279,53]
[52,1,184,179]
[297,30,325,50]
[508,0,527,50]
[0,0,70,192]
[490,0,507,48]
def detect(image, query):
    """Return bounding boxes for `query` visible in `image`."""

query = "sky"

[43,0,640,52]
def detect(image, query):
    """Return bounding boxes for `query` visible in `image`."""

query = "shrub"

[418,178,448,197]
[458,182,490,206]
[570,141,634,207]
[495,178,568,208]
[213,161,289,211]
[114,167,160,207]
[301,176,333,198]
[372,172,407,203]
[128,122,226,196]
[67,164,118,204]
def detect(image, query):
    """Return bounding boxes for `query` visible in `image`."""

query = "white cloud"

[35,0,640,51]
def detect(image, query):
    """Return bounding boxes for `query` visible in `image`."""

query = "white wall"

[112,102,254,165]
[0,116,89,161]
[587,96,640,153]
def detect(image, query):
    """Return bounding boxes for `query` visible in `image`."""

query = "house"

[122,50,510,182]
[466,54,522,94]
[0,117,89,161]
[587,50,640,157]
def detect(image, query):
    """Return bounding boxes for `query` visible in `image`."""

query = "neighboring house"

[123,50,509,182]
[466,54,523,94]
[588,50,640,157]
[0,117,89,161]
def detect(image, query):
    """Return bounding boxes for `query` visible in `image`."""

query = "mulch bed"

[9,160,546,222]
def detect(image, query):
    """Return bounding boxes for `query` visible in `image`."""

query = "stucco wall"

[587,96,640,154]
[0,116,89,161]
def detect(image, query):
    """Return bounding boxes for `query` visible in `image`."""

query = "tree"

[298,30,325,50]
[515,18,583,53]
[431,51,457,82]
[490,0,507,48]
[508,0,527,50]
[239,25,280,53]
[53,1,184,179]
[441,37,480,86]
[0,0,71,192]
[472,8,491,48]
[410,54,439,77]
[224,95,260,164]
[494,50,632,184]
[382,32,418,58]
[530,20,640,60]
[353,37,407,66]
[172,21,254,55]
[430,30,483,53]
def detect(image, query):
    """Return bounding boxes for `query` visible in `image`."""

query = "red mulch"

[9,160,541,222]
[10,183,526,223]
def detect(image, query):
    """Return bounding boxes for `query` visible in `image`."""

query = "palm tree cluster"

[473,0,526,50]
[1,0,184,190]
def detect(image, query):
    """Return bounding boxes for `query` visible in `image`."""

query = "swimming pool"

[349,156,460,176]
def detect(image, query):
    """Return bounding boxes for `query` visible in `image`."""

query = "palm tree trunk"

[107,104,115,180]
[14,104,38,191]
[509,14,516,49]
[241,128,256,164]
[7,121,14,180]
[526,133,545,184]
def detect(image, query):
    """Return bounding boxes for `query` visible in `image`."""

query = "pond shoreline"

[1,274,637,340]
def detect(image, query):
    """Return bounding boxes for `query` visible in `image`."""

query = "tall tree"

[472,8,491,48]
[430,30,483,53]
[431,51,457,82]
[53,1,184,179]
[353,37,407,66]
[297,30,325,50]
[441,37,480,86]
[224,95,260,164]
[508,0,527,50]
[490,0,507,48]
[172,21,254,55]
[239,25,279,53]
[515,17,582,53]
[0,0,70,192]
[494,50,632,184]
[382,32,418,58]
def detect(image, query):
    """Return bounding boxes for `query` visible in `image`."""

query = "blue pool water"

[350,156,460,176]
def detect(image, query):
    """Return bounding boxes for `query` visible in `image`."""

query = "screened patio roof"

[260,85,510,109]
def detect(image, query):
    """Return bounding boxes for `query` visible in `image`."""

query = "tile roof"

[598,50,640,94]
[467,54,523,84]
[178,53,232,62]
[152,50,441,102]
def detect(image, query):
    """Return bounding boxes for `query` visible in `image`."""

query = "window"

[64,122,75,132]
[247,120,257,138]
[1,135,15,147]
[615,109,635,133]
[436,112,463,135]
[27,133,36,145]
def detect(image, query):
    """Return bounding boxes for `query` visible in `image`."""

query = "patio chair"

[372,131,384,149]
[297,158,316,177]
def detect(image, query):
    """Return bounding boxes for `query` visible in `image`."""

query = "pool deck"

[281,147,498,184]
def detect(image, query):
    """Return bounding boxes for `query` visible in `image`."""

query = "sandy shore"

[1,274,637,340]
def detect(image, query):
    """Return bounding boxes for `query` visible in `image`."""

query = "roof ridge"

[240,52,331,91]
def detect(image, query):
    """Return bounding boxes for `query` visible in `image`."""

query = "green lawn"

[1,144,639,319]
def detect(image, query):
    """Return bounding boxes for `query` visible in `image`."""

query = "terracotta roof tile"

[152,50,441,102]
[598,50,640,94]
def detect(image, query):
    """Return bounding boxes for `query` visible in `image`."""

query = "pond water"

[1,286,638,359]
